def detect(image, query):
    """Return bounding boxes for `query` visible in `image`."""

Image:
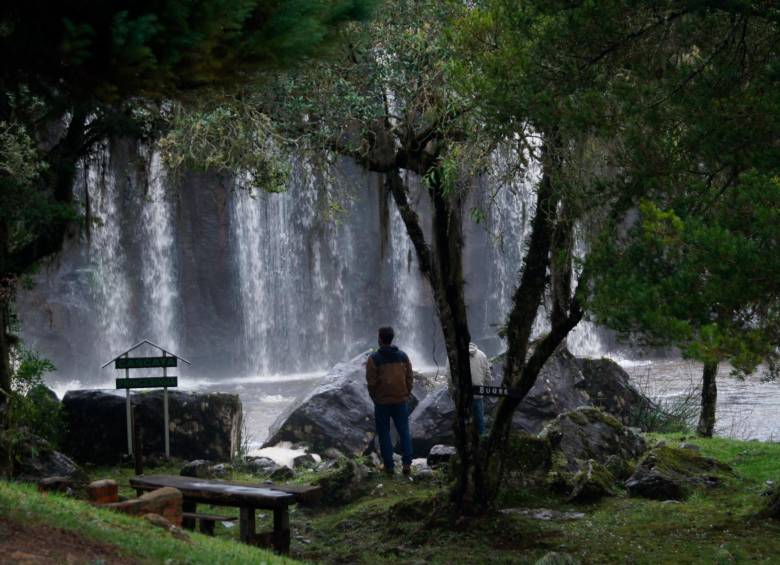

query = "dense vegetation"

[1,0,779,533]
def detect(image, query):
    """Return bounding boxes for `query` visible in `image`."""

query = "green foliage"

[590,172,780,376]
[159,101,290,192]
[3,348,62,448]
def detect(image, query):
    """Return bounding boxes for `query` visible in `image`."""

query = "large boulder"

[409,348,653,455]
[625,444,732,500]
[540,407,647,478]
[13,431,86,484]
[574,357,657,429]
[409,387,455,457]
[62,390,242,464]
[264,351,424,456]
[264,352,375,455]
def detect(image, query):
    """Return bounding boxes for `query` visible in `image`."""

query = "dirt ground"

[0,518,137,564]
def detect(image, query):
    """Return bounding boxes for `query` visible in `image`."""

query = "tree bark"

[474,135,584,510]
[696,361,718,437]
[384,166,479,510]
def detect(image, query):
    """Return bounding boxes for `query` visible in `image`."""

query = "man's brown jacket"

[365,345,413,404]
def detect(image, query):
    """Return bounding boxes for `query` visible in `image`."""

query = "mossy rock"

[505,432,552,475]
[758,484,780,519]
[315,459,369,505]
[625,445,733,500]
[568,459,615,503]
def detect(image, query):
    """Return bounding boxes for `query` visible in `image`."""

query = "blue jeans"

[374,402,413,470]
[473,397,486,436]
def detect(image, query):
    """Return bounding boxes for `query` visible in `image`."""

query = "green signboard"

[116,377,178,389]
[116,356,177,369]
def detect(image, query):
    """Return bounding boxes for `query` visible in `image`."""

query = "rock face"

[264,352,375,455]
[409,387,455,457]
[62,390,242,464]
[410,348,650,455]
[541,407,647,478]
[574,357,657,429]
[625,445,732,500]
[265,351,424,456]
[13,432,86,484]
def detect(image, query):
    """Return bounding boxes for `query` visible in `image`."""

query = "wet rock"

[322,448,346,460]
[180,460,212,478]
[270,466,295,481]
[292,453,318,469]
[574,357,657,429]
[13,431,86,484]
[62,390,242,464]
[500,508,586,521]
[541,407,646,484]
[679,442,701,451]
[759,484,780,518]
[316,459,369,505]
[567,460,614,503]
[264,352,377,456]
[244,456,277,475]
[143,513,190,542]
[209,463,233,478]
[409,388,455,457]
[37,476,75,495]
[427,445,456,467]
[409,348,653,456]
[625,445,732,500]
[105,487,183,526]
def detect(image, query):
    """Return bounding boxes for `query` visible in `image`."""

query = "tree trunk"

[384,166,479,511]
[473,135,584,510]
[0,218,12,476]
[696,361,718,437]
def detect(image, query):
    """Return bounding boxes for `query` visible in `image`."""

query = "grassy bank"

[0,480,295,564]
[8,434,780,564]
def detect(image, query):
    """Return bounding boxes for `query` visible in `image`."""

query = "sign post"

[103,340,190,460]
[125,352,132,455]
[163,351,170,459]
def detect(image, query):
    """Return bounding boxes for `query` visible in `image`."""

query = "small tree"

[590,175,780,437]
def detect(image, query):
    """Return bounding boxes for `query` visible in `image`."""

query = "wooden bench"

[182,511,237,536]
[130,475,319,554]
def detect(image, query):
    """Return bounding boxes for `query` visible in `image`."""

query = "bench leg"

[199,519,215,536]
[239,507,255,544]
[273,506,290,555]
[182,500,196,530]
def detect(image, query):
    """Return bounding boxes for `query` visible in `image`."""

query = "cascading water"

[139,148,180,353]
[81,142,133,358]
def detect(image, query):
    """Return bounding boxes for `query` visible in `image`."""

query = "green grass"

[0,480,297,564]
[75,436,780,563]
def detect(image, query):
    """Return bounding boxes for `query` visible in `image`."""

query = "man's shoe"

[402,465,412,476]
[384,467,395,477]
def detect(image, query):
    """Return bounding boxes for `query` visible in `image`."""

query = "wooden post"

[124,353,132,456]
[239,507,256,544]
[163,351,170,459]
[273,506,290,554]
[132,405,143,477]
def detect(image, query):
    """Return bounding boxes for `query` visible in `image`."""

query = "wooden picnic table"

[130,474,301,553]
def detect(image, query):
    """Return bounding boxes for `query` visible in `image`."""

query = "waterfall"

[82,142,133,358]
[20,141,611,386]
[140,148,180,353]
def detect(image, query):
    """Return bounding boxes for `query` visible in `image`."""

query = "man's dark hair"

[378,326,395,345]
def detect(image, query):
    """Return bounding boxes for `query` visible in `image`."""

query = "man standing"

[366,326,414,476]
[469,342,491,436]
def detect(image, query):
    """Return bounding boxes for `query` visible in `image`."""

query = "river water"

[49,356,780,452]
